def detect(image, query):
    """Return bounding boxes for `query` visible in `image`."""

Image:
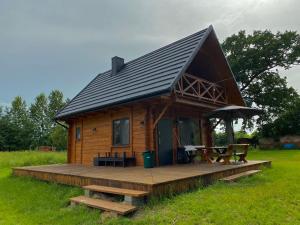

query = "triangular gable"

[171,25,245,106]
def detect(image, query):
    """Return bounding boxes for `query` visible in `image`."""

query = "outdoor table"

[184,145,204,163]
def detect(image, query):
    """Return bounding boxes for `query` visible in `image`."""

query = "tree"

[47,90,68,150]
[6,97,34,149]
[222,30,300,124]
[0,91,68,151]
[247,72,299,123]
[49,125,67,150]
[48,90,65,124]
[0,107,6,149]
[9,96,28,127]
[261,99,300,138]
[30,94,50,147]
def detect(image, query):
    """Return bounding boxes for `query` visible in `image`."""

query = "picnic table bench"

[216,144,249,165]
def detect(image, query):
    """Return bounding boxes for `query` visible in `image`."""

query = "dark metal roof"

[56,26,212,119]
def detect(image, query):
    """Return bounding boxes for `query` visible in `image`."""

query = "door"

[157,119,173,166]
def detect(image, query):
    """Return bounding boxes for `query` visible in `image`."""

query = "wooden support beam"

[175,97,218,110]
[201,118,213,147]
[153,101,172,128]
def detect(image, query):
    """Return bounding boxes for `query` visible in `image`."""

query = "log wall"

[67,104,147,166]
[66,100,214,167]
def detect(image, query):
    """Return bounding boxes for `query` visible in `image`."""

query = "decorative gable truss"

[174,73,228,105]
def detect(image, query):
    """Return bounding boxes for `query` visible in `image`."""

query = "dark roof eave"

[55,88,172,121]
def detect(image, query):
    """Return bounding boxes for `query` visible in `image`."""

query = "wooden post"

[201,118,213,147]
[145,106,152,150]
[172,108,178,164]
[225,118,234,144]
[153,102,171,128]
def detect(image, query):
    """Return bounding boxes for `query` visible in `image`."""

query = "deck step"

[220,170,261,182]
[83,185,149,197]
[70,196,137,215]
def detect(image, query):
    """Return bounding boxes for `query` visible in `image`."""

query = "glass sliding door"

[178,118,201,146]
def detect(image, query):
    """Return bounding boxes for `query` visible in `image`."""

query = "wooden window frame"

[112,117,130,147]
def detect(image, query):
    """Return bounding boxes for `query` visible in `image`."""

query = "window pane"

[76,127,81,141]
[113,118,129,145]
[120,119,129,145]
[113,120,121,145]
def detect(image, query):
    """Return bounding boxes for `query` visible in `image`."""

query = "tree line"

[0,90,68,151]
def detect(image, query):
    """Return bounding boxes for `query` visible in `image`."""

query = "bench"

[94,152,136,167]
[216,144,249,165]
[234,144,249,163]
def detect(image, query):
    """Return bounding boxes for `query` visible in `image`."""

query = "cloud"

[0,0,299,104]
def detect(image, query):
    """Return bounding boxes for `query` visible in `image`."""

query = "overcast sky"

[1,0,299,106]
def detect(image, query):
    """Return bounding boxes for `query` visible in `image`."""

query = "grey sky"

[0,0,299,106]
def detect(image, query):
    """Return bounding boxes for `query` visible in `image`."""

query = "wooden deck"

[13,160,271,196]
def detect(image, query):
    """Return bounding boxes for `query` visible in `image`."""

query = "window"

[178,118,201,145]
[76,127,81,141]
[113,118,129,146]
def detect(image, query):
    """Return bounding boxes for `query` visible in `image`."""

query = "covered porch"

[150,72,230,166]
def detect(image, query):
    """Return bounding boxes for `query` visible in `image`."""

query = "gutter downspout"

[55,120,69,129]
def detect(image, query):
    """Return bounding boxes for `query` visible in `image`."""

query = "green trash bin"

[143,151,154,168]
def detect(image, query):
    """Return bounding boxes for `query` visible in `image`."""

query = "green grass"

[0,150,300,225]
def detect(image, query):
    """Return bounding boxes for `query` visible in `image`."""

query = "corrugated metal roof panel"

[56,27,211,119]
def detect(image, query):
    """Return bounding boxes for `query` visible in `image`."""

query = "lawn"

[0,150,300,225]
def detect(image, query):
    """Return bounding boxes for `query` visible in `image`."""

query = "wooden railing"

[174,73,227,104]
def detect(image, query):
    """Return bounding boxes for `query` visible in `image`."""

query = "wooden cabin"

[55,25,245,167]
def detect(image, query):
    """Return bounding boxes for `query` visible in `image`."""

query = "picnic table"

[184,144,249,164]
[184,145,204,163]
[195,146,228,164]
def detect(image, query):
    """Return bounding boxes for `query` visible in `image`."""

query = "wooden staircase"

[70,170,262,214]
[84,185,148,197]
[220,170,261,182]
[70,185,149,216]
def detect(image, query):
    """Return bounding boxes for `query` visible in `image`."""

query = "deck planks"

[13,161,271,196]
